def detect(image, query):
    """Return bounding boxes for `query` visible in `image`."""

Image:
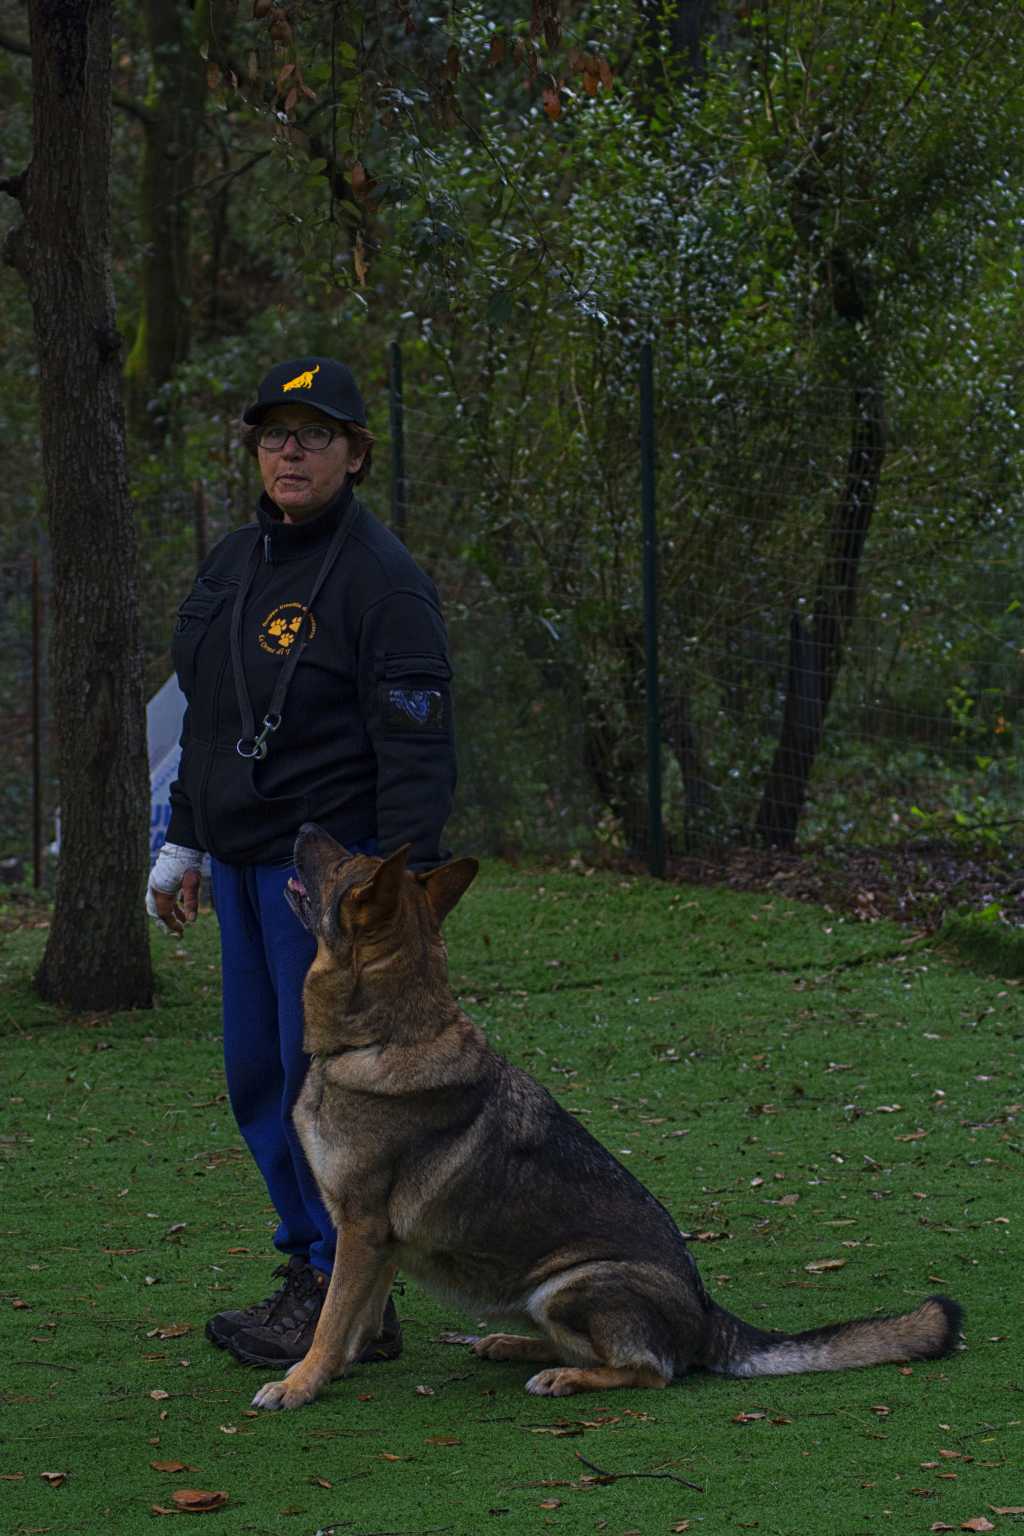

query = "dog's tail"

[701,1294,962,1377]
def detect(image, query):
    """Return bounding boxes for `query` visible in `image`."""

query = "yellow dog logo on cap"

[283,364,320,392]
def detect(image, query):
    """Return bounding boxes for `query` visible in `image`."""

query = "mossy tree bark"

[3,0,153,1010]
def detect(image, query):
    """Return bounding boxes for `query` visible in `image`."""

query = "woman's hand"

[147,843,204,935]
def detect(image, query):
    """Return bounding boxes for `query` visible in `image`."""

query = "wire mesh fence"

[3,345,1021,882]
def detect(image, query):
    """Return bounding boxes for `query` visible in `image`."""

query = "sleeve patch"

[380,685,446,732]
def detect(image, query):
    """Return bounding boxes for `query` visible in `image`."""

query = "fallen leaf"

[309,1476,332,1488]
[424,1434,461,1447]
[12,1298,30,1309]
[40,1471,67,1487]
[380,1453,405,1461]
[150,1324,192,1340]
[149,1389,171,1401]
[415,1384,436,1396]
[170,1489,229,1512]
[671,1523,691,1532]
[804,1258,847,1272]
[929,1525,956,1532]
[960,1521,995,1534]
[539,1499,562,1510]
[895,1129,928,1142]
[733,1411,767,1423]
[991,1509,1024,1516]
[150,1460,193,1473]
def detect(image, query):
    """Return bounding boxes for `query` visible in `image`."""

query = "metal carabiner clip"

[236,713,282,761]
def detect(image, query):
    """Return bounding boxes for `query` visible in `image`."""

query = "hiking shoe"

[228,1279,403,1369]
[205,1255,311,1350]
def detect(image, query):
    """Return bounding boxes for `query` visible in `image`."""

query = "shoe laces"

[258,1256,306,1306]
[263,1261,324,1332]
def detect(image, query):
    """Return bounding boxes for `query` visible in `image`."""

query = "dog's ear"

[351,843,411,910]
[416,858,479,927]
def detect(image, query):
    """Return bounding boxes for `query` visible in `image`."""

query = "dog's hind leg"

[522,1265,679,1397]
[473,1333,561,1363]
[526,1363,670,1396]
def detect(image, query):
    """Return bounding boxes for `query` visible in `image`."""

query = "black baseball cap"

[243,357,367,427]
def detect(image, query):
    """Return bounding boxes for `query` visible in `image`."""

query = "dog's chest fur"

[293,1056,380,1199]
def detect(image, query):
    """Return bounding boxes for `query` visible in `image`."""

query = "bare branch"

[0,25,156,125]
[0,25,30,60]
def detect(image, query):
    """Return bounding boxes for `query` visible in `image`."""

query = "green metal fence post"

[388,340,407,543]
[640,341,664,878]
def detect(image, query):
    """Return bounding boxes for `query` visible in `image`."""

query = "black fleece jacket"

[166,485,456,867]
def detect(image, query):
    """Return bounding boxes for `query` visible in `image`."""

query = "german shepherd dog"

[252,827,962,1411]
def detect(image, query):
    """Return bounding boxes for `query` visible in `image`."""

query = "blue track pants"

[211,847,374,1278]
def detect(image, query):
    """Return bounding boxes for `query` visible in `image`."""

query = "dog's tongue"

[288,877,307,896]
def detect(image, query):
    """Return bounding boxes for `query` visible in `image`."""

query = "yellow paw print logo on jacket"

[259,603,317,655]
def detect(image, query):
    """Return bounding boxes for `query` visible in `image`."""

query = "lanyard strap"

[232,495,358,761]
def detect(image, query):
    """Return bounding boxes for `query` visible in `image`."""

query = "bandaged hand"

[147,842,204,936]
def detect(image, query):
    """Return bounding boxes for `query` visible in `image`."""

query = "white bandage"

[146,842,204,930]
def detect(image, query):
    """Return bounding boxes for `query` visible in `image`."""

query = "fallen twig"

[12,1359,78,1372]
[575,1449,704,1493]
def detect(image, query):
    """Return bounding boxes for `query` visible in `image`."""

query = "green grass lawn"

[1,862,1021,1536]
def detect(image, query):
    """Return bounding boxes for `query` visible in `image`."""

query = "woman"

[146,356,457,1370]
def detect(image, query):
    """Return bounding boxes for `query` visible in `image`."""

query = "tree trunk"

[4,0,153,1009]
[753,382,886,849]
[662,688,718,851]
[580,624,650,853]
[124,0,208,438]
[664,0,729,78]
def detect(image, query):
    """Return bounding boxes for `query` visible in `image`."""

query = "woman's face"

[256,404,365,522]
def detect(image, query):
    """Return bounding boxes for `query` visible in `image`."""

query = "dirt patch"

[0,887,52,933]
[667,842,1024,929]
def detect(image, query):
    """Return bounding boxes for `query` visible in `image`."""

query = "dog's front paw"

[251,1372,320,1412]
[525,1368,584,1397]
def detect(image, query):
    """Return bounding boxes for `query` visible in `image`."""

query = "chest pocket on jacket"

[172,575,237,696]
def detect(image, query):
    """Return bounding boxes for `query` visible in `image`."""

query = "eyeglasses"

[255,423,341,452]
